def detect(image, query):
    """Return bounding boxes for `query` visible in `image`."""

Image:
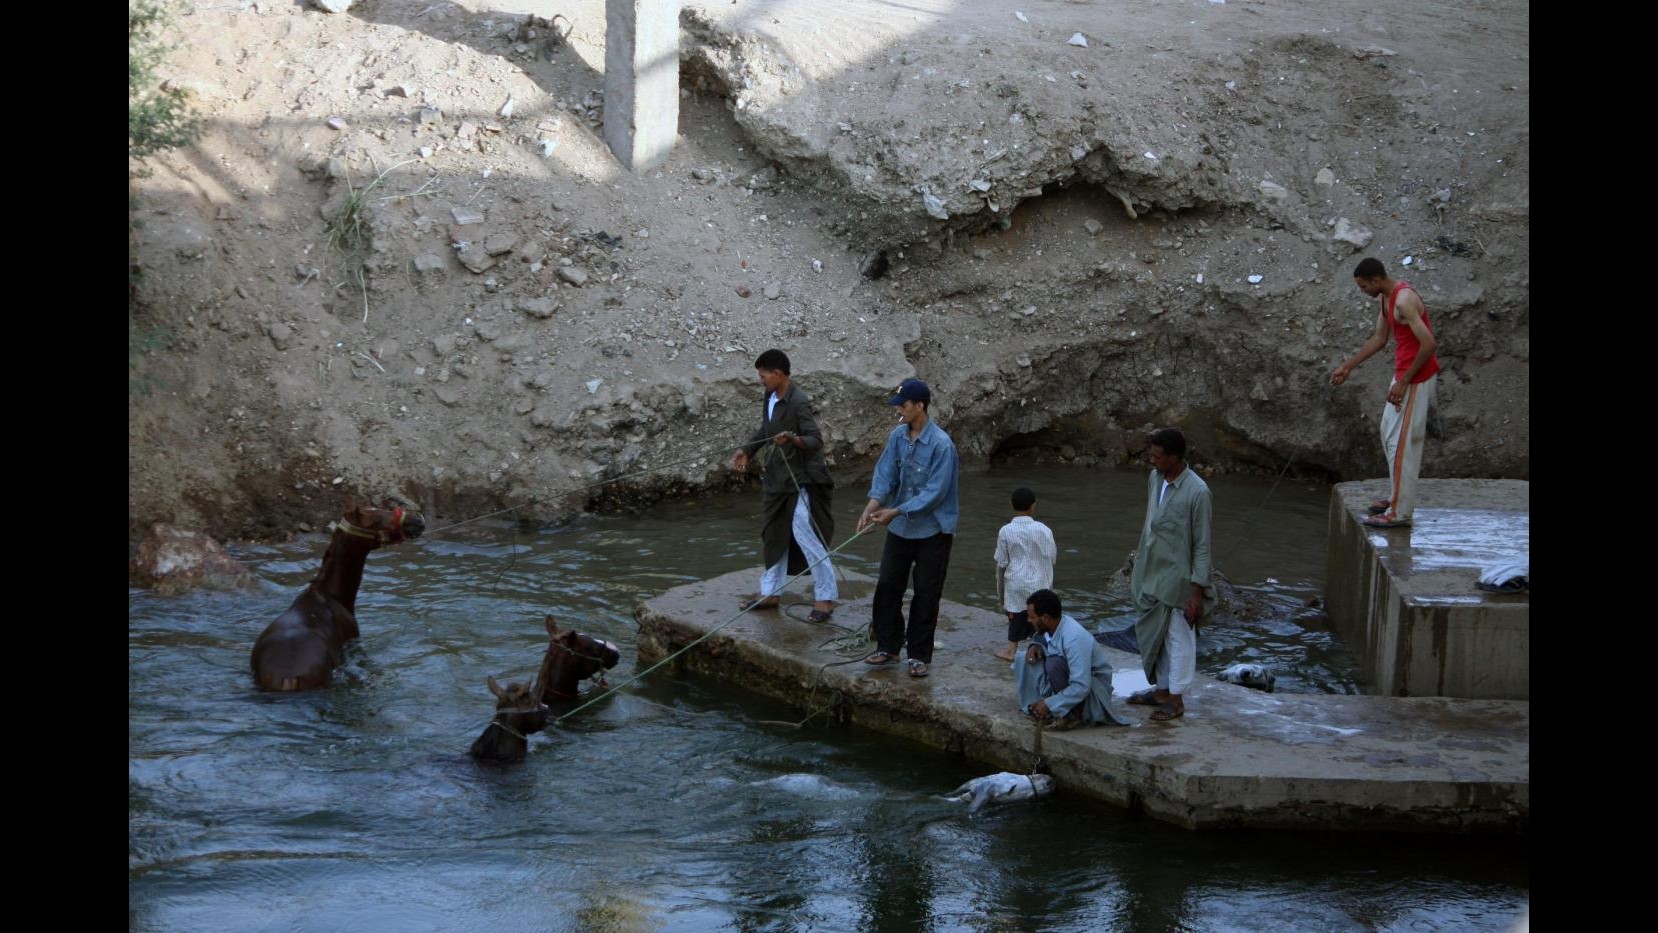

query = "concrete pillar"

[604,0,680,173]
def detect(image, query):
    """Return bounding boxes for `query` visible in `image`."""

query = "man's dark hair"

[1353,257,1386,279]
[754,349,791,374]
[1011,487,1036,511]
[1026,589,1062,620]
[1148,427,1186,459]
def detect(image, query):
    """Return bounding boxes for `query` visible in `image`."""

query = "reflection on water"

[129,467,1526,929]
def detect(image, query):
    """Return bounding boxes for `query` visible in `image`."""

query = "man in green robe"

[1127,427,1215,722]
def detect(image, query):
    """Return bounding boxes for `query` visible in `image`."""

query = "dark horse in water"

[468,676,550,762]
[251,499,425,691]
[468,615,621,761]
[533,614,621,706]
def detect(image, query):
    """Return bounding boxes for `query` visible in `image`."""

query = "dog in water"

[1217,663,1276,692]
[944,772,1055,813]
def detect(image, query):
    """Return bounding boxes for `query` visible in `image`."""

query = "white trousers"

[759,489,838,602]
[1380,375,1436,520]
[1153,608,1196,696]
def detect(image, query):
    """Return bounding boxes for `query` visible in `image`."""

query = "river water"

[128,466,1528,930]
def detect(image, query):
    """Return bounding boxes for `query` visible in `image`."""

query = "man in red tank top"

[1330,257,1441,528]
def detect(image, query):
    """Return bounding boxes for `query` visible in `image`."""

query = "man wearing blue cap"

[856,378,960,678]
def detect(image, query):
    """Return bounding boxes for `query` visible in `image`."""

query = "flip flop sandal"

[1127,689,1162,706]
[907,660,929,678]
[864,651,899,665]
[740,595,781,611]
[1367,499,1393,515]
[807,609,834,623]
[1150,703,1184,721]
[1361,514,1412,529]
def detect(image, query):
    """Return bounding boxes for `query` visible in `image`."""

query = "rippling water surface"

[129,467,1528,930]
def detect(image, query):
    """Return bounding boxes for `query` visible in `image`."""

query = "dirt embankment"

[128,0,1529,545]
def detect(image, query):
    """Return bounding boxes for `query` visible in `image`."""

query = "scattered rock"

[558,266,588,287]
[764,282,782,300]
[1247,274,1264,284]
[458,244,496,273]
[419,106,442,126]
[433,334,457,356]
[1060,445,1077,460]
[1333,218,1374,249]
[433,384,463,407]
[1251,380,1271,401]
[484,233,517,256]
[312,0,354,12]
[130,524,255,595]
[382,83,411,99]
[326,116,348,131]
[735,285,752,298]
[519,297,558,319]
[1257,180,1290,202]
[451,206,485,226]
[922,191,949,220]
[1314,167,1336,187]
[499,95,516,118]
[585,378,603,394]
[268,321,293,350]
[1083,219,1104,236]
[860,250,890,279]
[1068,32,1088,47]
[412,253,447,275]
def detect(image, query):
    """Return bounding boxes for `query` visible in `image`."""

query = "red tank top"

[1388,280,1439,383]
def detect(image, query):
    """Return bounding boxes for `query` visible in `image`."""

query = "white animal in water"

[1217,663,1276,692]
[944,772,1055,813]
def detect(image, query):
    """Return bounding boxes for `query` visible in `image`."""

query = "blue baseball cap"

[888,378,931,405]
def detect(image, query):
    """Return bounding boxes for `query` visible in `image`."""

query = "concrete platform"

[1325,479,1530,699]
[636,569,1529,833]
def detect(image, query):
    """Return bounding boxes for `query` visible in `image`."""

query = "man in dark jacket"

[732,349,838,622]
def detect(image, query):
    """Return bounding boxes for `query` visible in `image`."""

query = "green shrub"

[129,0,202,165]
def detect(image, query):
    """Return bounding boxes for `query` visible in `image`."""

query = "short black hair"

[1353,257,1385,279]
[1148,427,1186,459]
[754,349,791,374]
[1011,487,1036,511]
[1026,589,1061,620]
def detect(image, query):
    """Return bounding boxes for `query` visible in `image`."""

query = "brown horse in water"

[467,616,619,761]
[533,615,621,706]
[468,677,550,762]
[251,499,425,691]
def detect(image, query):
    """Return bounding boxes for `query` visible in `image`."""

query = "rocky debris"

[764,282,782,300]
[434,385,463,407]
[451,207,485,226]
[558,266,588,287]
[268,322,293,350]
[735,285,752,298]
[1332,218,1374,250]
[1068,33,1088,48]
[130,524,255,595]
[458,244,496,274]
[519,297,558,319]
[412,253,447,276]
[313,0,354,11]
[1083,219,1104,236]
[1314,167,1336,187]
[485,233,517,256]
[1257,180,1290,202]
[419,106,442,126]
[432,334,457,356]
[326,117,348,131]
